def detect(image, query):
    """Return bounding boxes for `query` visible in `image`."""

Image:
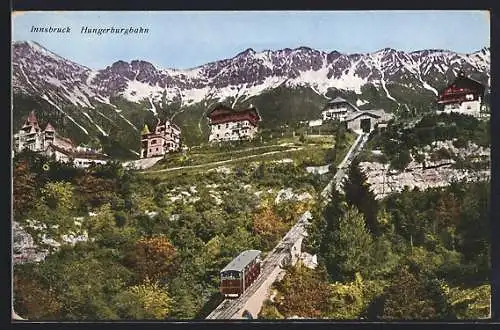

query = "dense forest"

[259,161,490,319]
[259,114,491,320]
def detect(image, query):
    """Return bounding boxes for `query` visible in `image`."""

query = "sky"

[11,10,490,70]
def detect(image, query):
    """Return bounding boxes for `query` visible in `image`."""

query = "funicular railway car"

[220,250,262,298]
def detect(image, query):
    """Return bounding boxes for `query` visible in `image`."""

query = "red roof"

[46,144,72,156]
[72,151,109,160]
[27,111,38,124]
[22,111,40,131]
[209,104,234,117]
[207,105,261,126]
[438,72,485,99]
[44,122,55,132]
[142,132,165,140]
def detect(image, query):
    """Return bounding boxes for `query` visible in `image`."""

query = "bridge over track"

[206,211,312,319]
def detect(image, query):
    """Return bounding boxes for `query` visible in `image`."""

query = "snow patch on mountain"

[68,87,95,108]
[41,94,89,135]
[82,111,108,136]
[182,86,212,105]
[114,108,139,131]
[421,80,438,96]
[122,80,163,103]
[254,51,274,69]
[86,70,99,86]
[296,67,330,93]
[44,76,64,88]
[147,97,157,115]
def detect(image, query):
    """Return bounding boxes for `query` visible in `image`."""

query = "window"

[218,125,220,129]
[226,123,229,128]
[152,139,157,144]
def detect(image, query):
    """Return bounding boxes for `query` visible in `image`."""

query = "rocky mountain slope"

[11,40,490,157]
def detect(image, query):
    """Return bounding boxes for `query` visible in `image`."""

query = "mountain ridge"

[11,40,490,157]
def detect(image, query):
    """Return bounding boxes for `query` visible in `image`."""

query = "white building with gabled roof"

[321,96,359,121]
[320,96,393,134]
[346,109,394,134]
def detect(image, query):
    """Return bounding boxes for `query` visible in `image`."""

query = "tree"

[276,200,313,224]
[445,284,491,319]
[258,299,285,319]
[114,279,173,320]
[128,236,178,282]
[18,244,135,320]
[390,149,412,171]
[273,264,333,318]
[434,192,461,250]
[13,269,62,320]
[167,276,203,319]
[325,207,374,280]
[25,181,77,249]
[84,203,126,246]
[367,265,454,320]
[343,161,379,236]
[74,173,118,209]
[327,273,385,319]
[254,161,267,179]
[13,159,37,218]
[252,205,287,250]
[40,181,75,211]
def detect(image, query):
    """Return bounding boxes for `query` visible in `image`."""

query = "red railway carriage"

[220,250,262,298]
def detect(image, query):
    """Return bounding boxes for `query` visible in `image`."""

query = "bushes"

[272,264,333,318]
[373,113,490,171]
[303,162,490,320]
[445,284,491,319]
[365,265,455,320]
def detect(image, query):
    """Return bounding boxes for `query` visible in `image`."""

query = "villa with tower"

[14,111,60,153]
[140,118,181,158]
[13,111,109,168]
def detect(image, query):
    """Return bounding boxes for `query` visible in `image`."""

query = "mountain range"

[11,40,490,158]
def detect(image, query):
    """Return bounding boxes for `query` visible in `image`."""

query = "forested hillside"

[12,146,327,320]
[259,114,491,320]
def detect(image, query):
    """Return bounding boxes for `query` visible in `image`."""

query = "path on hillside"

[189,143,294,156]
[142,147,304,174]
[122,156,164,170]
[124,144,297,171]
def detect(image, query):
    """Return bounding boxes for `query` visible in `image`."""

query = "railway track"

[208,133,370,319]
[206,212,311,319]
[321,132,369,199]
